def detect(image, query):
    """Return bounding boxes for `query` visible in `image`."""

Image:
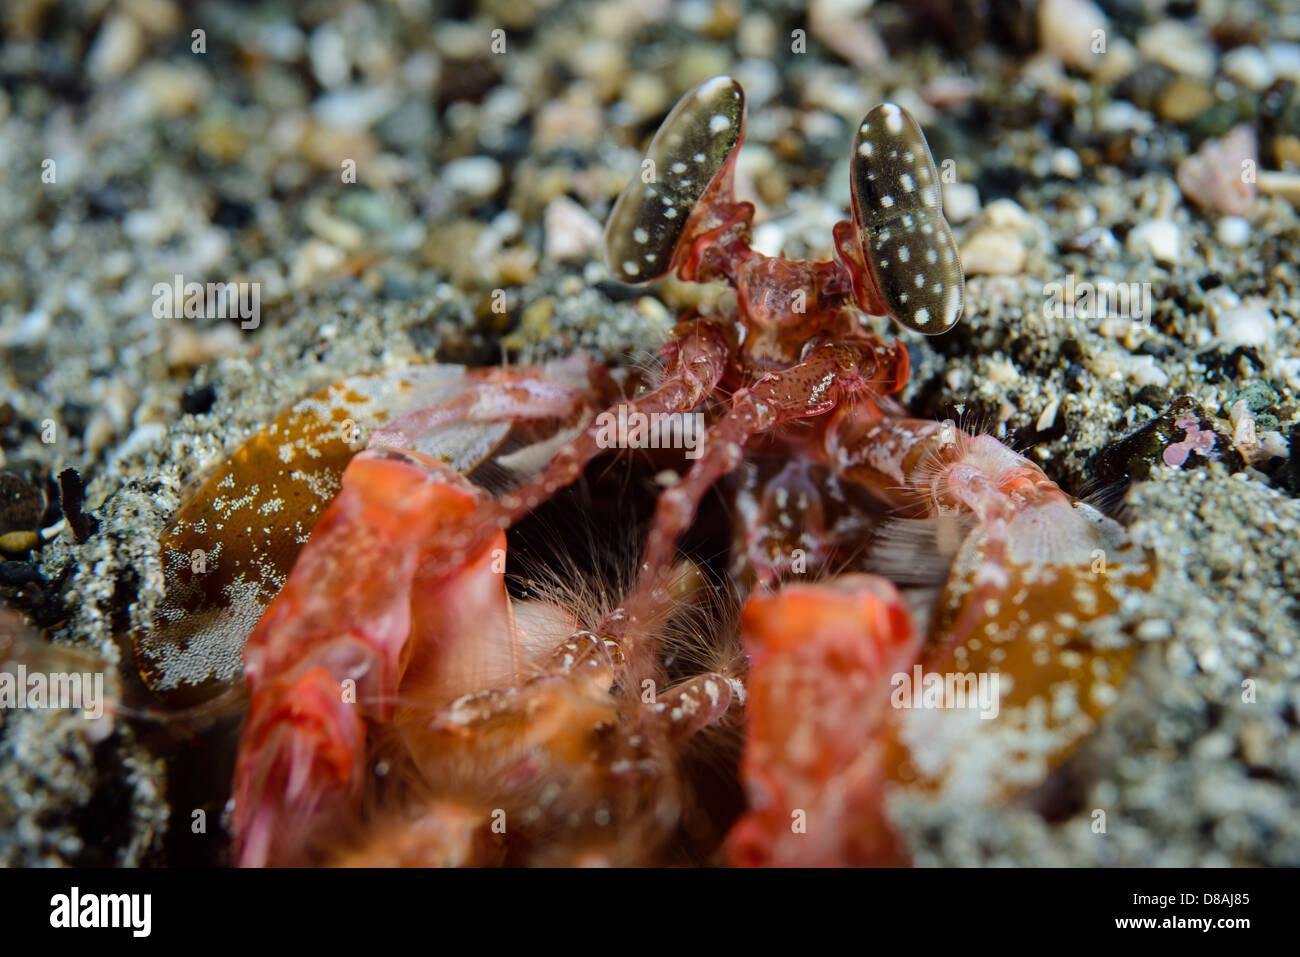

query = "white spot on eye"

[633,227,649,243]
[905,151,916,162]
[921,187,937,206]
[709,114,730,132]
[883,104,903,132]
[945,284,961,321]
[671,162,687,173]
[900,292,909,303]
[867,171,876,181]
[680,179,692,186]
[915,273,926,288]
[880,259,890,268]
[623,261,637,274]
[881,194,894,208]
[646,253,656,262]
[944,248,954,262]
[665,208,678,218]
[898,246,910,262]
[858,141,874,158]
[915,306,930,325]
[890,149,899,159]
[902,214,914,228]
[922,223,935,234]
[694,152,705,162]
[879,230,891,242]
[900,173,914,192]
[934,282,943,292]
[860,122,871,133]
[926,248,938,263]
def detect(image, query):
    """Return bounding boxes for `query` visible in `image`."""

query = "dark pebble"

[1200,345,1266,383]
[1090,395,1246,488]
[60,399,91,438]
[0,468,46,535]
[1134,385,1172,409]
[58,468,98,544]
[86,186,129,220]
[211,197,255,230]
[0,561,41,586]
[181,382,217,415]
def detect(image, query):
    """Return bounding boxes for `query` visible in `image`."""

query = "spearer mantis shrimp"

[137,76,1152,866]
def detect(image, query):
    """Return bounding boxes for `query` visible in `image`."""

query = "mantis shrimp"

[138,76,1151,866]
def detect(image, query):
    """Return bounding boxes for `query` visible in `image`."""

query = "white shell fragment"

[851,103,965,335]
[603,75,745,284]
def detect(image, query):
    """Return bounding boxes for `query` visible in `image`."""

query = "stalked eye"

[604,75,745,284]
[850,103,965,335]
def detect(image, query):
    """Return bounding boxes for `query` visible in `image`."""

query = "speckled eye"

[604,75,745,284]
[850,103,965,335]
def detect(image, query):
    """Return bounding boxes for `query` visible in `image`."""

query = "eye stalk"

[849,103,965,335]
[602,82,964,339]
[603,75,746,285]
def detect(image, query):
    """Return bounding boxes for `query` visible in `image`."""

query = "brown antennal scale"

[604,75,745,284]
[850,103,965,335]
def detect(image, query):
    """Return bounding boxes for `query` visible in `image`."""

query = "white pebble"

[750,222,785,258]
[443,156,503,199]
[961,228,1026,275]
[543,196,603,264]
[1038,0,1110,73]
[1266,42,1300,82]
[1215,304,1277,348]
[985,355,1020,385]
[1050,147,1082,179]
[1096,101,1155,134]
[1125,355,1169,388]
[0,309,51,348]
[1125,219,1181,264]
[940,181,980,223]
[87,15,144,81]
[1257,170,1300,205]
[1260,431,1290,460]
[308,25,350,89]
[113,423,167,462]
[312,86,399,132]
[1036,398,1061,433]
[1221,46,1275,90]
[1138,21,1216,80]
[982,198,1037,233]
[1216,216,1250,247]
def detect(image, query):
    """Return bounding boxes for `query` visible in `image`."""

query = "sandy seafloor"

[1,0,1299,866]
